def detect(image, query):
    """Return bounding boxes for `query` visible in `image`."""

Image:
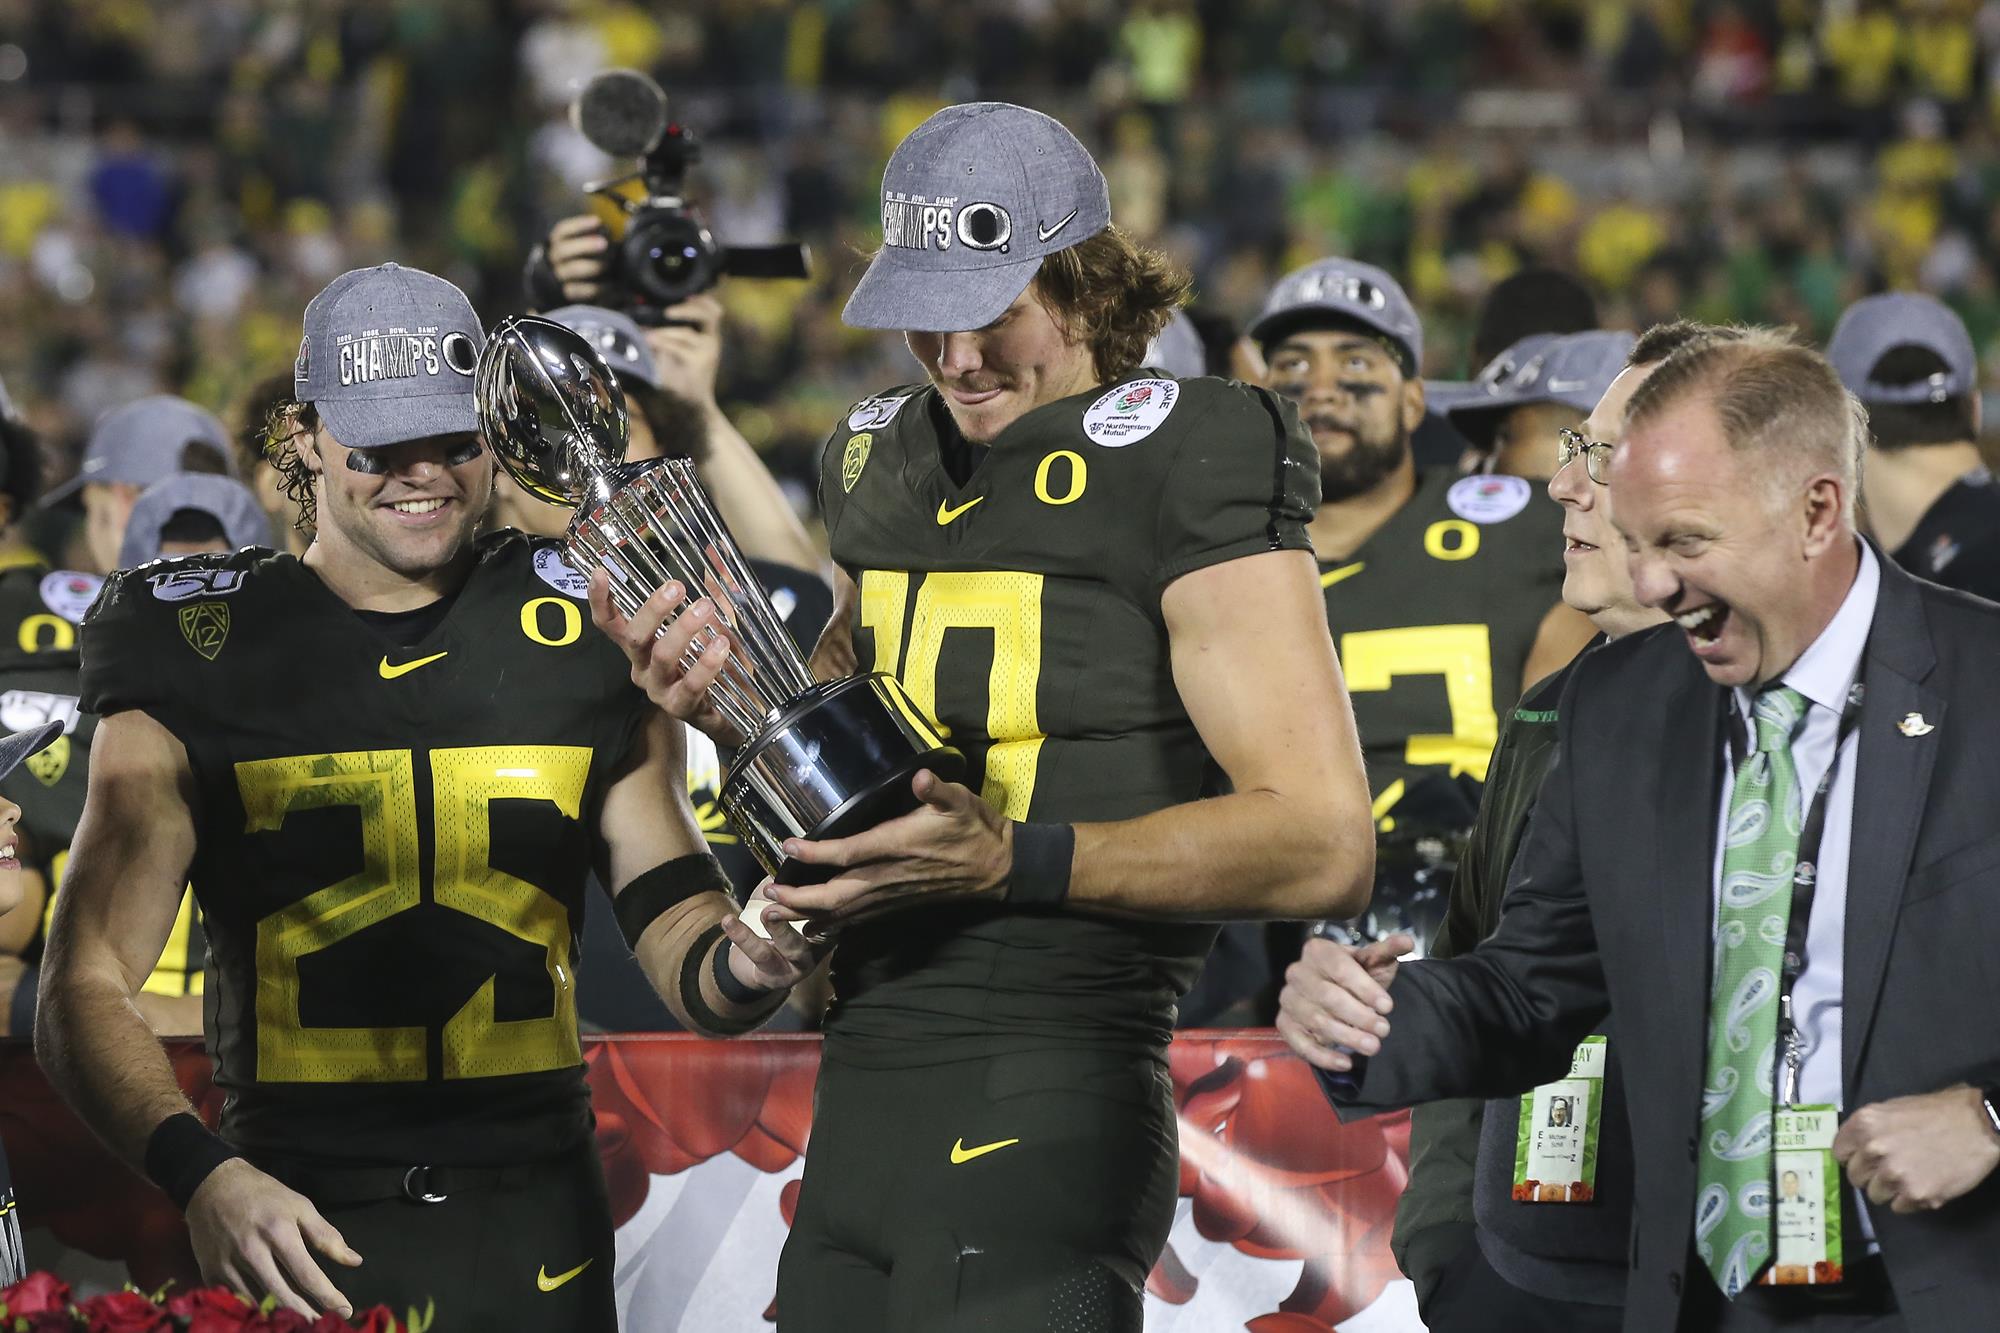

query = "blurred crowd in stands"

[8,0,2000,540]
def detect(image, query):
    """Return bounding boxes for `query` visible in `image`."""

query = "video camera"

[552,69,810,324]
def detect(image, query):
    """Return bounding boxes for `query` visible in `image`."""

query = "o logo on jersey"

[1034,450,1087,506]
[1424,519,1480,562]
[521,597,582,647]
[18,614,75,655]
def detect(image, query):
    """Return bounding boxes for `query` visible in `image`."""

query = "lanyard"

[1734,680,1865,1107]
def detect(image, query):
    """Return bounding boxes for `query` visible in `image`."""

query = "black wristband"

[1006,821,1075,906]
[144,1112,242,1212]
[712,938,771,1005]
[615,853,733,948]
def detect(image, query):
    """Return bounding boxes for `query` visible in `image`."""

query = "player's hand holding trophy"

[475,315,963,885]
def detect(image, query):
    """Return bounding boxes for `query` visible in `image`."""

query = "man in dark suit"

[1281,328,2000,1332]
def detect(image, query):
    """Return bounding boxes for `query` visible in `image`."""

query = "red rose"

[19,1311,78,1332]
[243,1309,314,1332]
[77,1290,170,1332]
[166,1288,253,1321]
[346,1307,398,1333]
[2,1272,74,1315]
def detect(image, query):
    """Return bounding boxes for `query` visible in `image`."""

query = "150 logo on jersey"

[149,567,246,602]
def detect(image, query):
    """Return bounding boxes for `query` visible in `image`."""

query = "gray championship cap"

[1144,308,1207,379]
[843,102,1112,333]
[116,474,274,571]
[1826,291,1978,405]
[543,304,663,393]
[45,395,235,504]
[1249,258,1424,376]
[0,721,63,785]
[295,262,484,448]
[1447,329,1636,450]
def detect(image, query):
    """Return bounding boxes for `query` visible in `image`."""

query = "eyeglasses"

[1556,427,1615,485]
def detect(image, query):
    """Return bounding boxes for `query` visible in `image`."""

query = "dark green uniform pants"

[776,1046,1179,1332]
[252,1140,616,1332]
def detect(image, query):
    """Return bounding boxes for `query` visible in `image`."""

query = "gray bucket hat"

[45,395,234,504]
[843,102,1111,334]
[294,263,485,448]
[0,721,63,784]
[1448,329,1636,450]
[1826,291,1978,405]
[1249,257,1424,375]
[542,305,663,392]
[117,474,274,570]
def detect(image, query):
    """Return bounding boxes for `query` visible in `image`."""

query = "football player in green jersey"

[36,264,815,1329]
[0,388,211,1037]
[1244,259,1598,956]
[595,102,1375,1332]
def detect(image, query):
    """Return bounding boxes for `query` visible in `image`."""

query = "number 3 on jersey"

[858,570,1044,819]
[238,746,588,1083]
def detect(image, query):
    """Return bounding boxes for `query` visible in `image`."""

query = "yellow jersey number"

[1339,623,1499,784]
[236,745,590,1083]
[858,570,1045,819]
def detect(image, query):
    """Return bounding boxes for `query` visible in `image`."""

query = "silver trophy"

[476,314,964,883]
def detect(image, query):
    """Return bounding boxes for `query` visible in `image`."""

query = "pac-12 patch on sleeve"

[847,395,910,431]
[1082,378,1179,447]
[1447,473,1533,524]
[534,546,591,598]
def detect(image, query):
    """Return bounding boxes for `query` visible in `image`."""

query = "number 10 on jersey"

[859,569,1046,820]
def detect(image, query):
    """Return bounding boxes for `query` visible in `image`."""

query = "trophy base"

[720,673,966,886]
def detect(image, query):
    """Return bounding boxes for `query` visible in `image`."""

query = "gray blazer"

[1325,553,2000,1333]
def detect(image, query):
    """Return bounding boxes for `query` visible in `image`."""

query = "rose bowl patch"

[1082,378,1179,447]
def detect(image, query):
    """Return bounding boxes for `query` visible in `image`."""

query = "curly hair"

[261,399,319,532]
[1030,225,1192,383]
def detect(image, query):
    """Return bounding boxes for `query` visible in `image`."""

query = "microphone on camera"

[572,68,669,159]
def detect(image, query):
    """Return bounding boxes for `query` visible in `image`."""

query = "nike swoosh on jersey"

[1319,562,1365,589]
[378,651,449,679]
[1038,209,1079,243]
[950,1136,1020,1164]
[536,1259,593,1292]
[936,497,985,525]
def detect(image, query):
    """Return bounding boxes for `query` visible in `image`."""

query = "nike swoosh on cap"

[1546,378,1590,392]
[1038,210,1079,244]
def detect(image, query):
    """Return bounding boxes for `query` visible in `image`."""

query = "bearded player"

[35,263,813,1328]
[596,103,1375,1331]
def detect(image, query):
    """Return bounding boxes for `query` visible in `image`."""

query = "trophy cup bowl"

[476,315,964,884]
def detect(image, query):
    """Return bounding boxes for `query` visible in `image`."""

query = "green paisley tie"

[1696,684,1808,1297]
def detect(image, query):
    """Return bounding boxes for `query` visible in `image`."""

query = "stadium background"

[4,1,1997,1328]
[7,0,2000,537]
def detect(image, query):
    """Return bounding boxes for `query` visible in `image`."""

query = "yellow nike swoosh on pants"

[949,1136,1020,1164]
[537,1258,593,1292]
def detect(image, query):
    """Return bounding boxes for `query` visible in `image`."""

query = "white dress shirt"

[1711,540,1880,1243]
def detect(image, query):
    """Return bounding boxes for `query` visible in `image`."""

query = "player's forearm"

[35,962,195,1170]
[1065,786,1373,920]
[634,891,789,1036]
[696,405,824,574]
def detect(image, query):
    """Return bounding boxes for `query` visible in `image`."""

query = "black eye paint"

[444,437,485,466]
[1274,380,1309,400]
[345,449,389,475]
[1337,380,1386,399]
